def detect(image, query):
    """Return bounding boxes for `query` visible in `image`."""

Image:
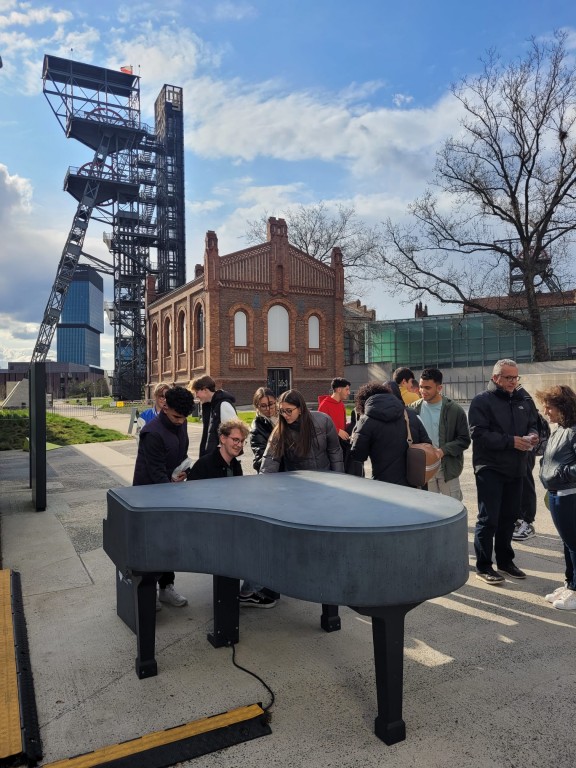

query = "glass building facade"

[57,265,104,367]
[366,306,576,369]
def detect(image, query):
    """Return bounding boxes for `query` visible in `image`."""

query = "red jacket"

[317,394,346,433]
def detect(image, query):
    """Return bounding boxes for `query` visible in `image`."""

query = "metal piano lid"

[108,470,464,532]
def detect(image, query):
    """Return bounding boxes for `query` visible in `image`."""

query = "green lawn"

[0,410,130,450]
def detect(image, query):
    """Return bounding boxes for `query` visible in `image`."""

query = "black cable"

[229,642,276,716]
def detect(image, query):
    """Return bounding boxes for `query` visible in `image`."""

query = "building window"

[163,316,171,356]
[195,304,204,349]
[177,310,186,353]
[268,305,289,351]
[151,323,158,360]
[234,310,247,347]
[308,315,320,348]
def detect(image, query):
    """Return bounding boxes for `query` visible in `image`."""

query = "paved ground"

[1,409,576,767]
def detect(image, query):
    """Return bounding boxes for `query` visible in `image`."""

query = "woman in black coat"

[350,381,432,486]
[249,387,278,472]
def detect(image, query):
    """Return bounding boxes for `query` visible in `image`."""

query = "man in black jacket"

[188,419,276,608]
[133,386,195,608]
[189,375,236,457]
[469,359,539,585]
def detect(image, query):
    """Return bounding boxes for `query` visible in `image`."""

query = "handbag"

[403,411,441,487]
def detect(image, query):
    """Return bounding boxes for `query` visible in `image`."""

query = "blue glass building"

[57,265,104,367]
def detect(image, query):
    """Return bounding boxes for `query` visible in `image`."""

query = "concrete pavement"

[1,410,576,767]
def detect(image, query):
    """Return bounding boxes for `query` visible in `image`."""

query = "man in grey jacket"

[409,367,471,500]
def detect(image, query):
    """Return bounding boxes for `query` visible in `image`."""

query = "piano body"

[104,471,468,745]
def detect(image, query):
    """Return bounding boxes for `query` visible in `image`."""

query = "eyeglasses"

[499,375,521,382]
[259,401,276,410]
[226,437,246,445]
[279,407,297,416]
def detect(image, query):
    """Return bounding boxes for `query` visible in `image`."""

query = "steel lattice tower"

[32,56,186,399]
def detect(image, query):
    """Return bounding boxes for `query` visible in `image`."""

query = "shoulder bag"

[404,411,441,488]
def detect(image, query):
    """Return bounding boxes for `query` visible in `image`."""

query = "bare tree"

[244,201,382,289]
[376,32,576,361]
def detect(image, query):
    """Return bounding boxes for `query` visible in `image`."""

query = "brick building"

[146,217,345,405]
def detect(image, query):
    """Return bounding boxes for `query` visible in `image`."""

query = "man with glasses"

[469,359,539,585]
[188,418,277,609]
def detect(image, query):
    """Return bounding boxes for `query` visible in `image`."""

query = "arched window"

[195,304,204,349]
[151,323,158,360]
[308,315,320,348]
[234,310,247,347]
[177,311,186,353]
[163,316,171,356]
[267,305,289,351]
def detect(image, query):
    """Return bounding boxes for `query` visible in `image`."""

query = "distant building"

[145,217,345,404]
[365,293,576,370]
[57,265,104,367]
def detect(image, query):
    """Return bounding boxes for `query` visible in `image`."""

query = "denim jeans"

[548,492,576,589]
[474,469,522,571]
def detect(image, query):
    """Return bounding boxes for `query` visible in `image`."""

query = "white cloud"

[393,93,414,107]
[212,2,257,22]
[0,4,73,29]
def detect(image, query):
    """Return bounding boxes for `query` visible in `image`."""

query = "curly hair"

[218,418,249,439]
[165,386,195,417]
[355,382,391,414]
[535,385,576,428]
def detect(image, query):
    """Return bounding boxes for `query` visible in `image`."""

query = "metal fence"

[48,404,99,419]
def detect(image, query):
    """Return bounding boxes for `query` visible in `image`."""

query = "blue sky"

[1,0,575,368]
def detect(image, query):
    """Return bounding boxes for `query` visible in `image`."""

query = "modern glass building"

[365,306,576,369]
[57,265,104,367]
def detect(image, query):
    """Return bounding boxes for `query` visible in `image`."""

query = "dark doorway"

[267,368,291,397]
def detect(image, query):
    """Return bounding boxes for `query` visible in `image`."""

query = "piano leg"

[132,572,158,679]
[352,603,419,746]
[320,604,341,632]
[207,575,240,648]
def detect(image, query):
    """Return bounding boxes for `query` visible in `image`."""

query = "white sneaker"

[158,585,188,607]
[552,589,576,610]
[545,584,568,604]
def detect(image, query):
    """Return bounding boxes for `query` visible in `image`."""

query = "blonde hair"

[153,382,171,397]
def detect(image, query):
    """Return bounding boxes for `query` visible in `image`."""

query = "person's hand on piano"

[171,471,187,482]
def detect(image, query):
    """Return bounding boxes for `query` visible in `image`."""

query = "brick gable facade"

[146,217,345,405]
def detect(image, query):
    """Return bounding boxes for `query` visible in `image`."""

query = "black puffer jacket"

[539,425,576,491]
[468,381,538,477]
[249,414,275,472]
[200,389,236,457]
[350,393,431,485]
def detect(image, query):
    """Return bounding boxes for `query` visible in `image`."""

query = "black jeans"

[158,572,175,589]
[519,451,537,524]
[474,469,522,572]
[548,492,576,589]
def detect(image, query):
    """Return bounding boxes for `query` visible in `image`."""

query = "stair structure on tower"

[31,56,186,400]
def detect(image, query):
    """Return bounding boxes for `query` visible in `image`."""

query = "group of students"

[132,369,576,613]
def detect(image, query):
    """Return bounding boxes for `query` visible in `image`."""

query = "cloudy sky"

[1,0,575,369]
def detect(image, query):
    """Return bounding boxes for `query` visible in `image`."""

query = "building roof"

[463,290,576,314]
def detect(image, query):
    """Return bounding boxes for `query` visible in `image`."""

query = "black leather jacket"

[539,425,576,491]
[249,414,274,472]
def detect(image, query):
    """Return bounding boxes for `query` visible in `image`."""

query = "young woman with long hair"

[260,389,344,473]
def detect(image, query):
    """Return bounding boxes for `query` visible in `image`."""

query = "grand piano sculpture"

[104,471,468,745]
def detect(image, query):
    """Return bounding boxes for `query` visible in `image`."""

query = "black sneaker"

[239,591,277,608]
[475,568,505,585]
[497,563,526,580]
